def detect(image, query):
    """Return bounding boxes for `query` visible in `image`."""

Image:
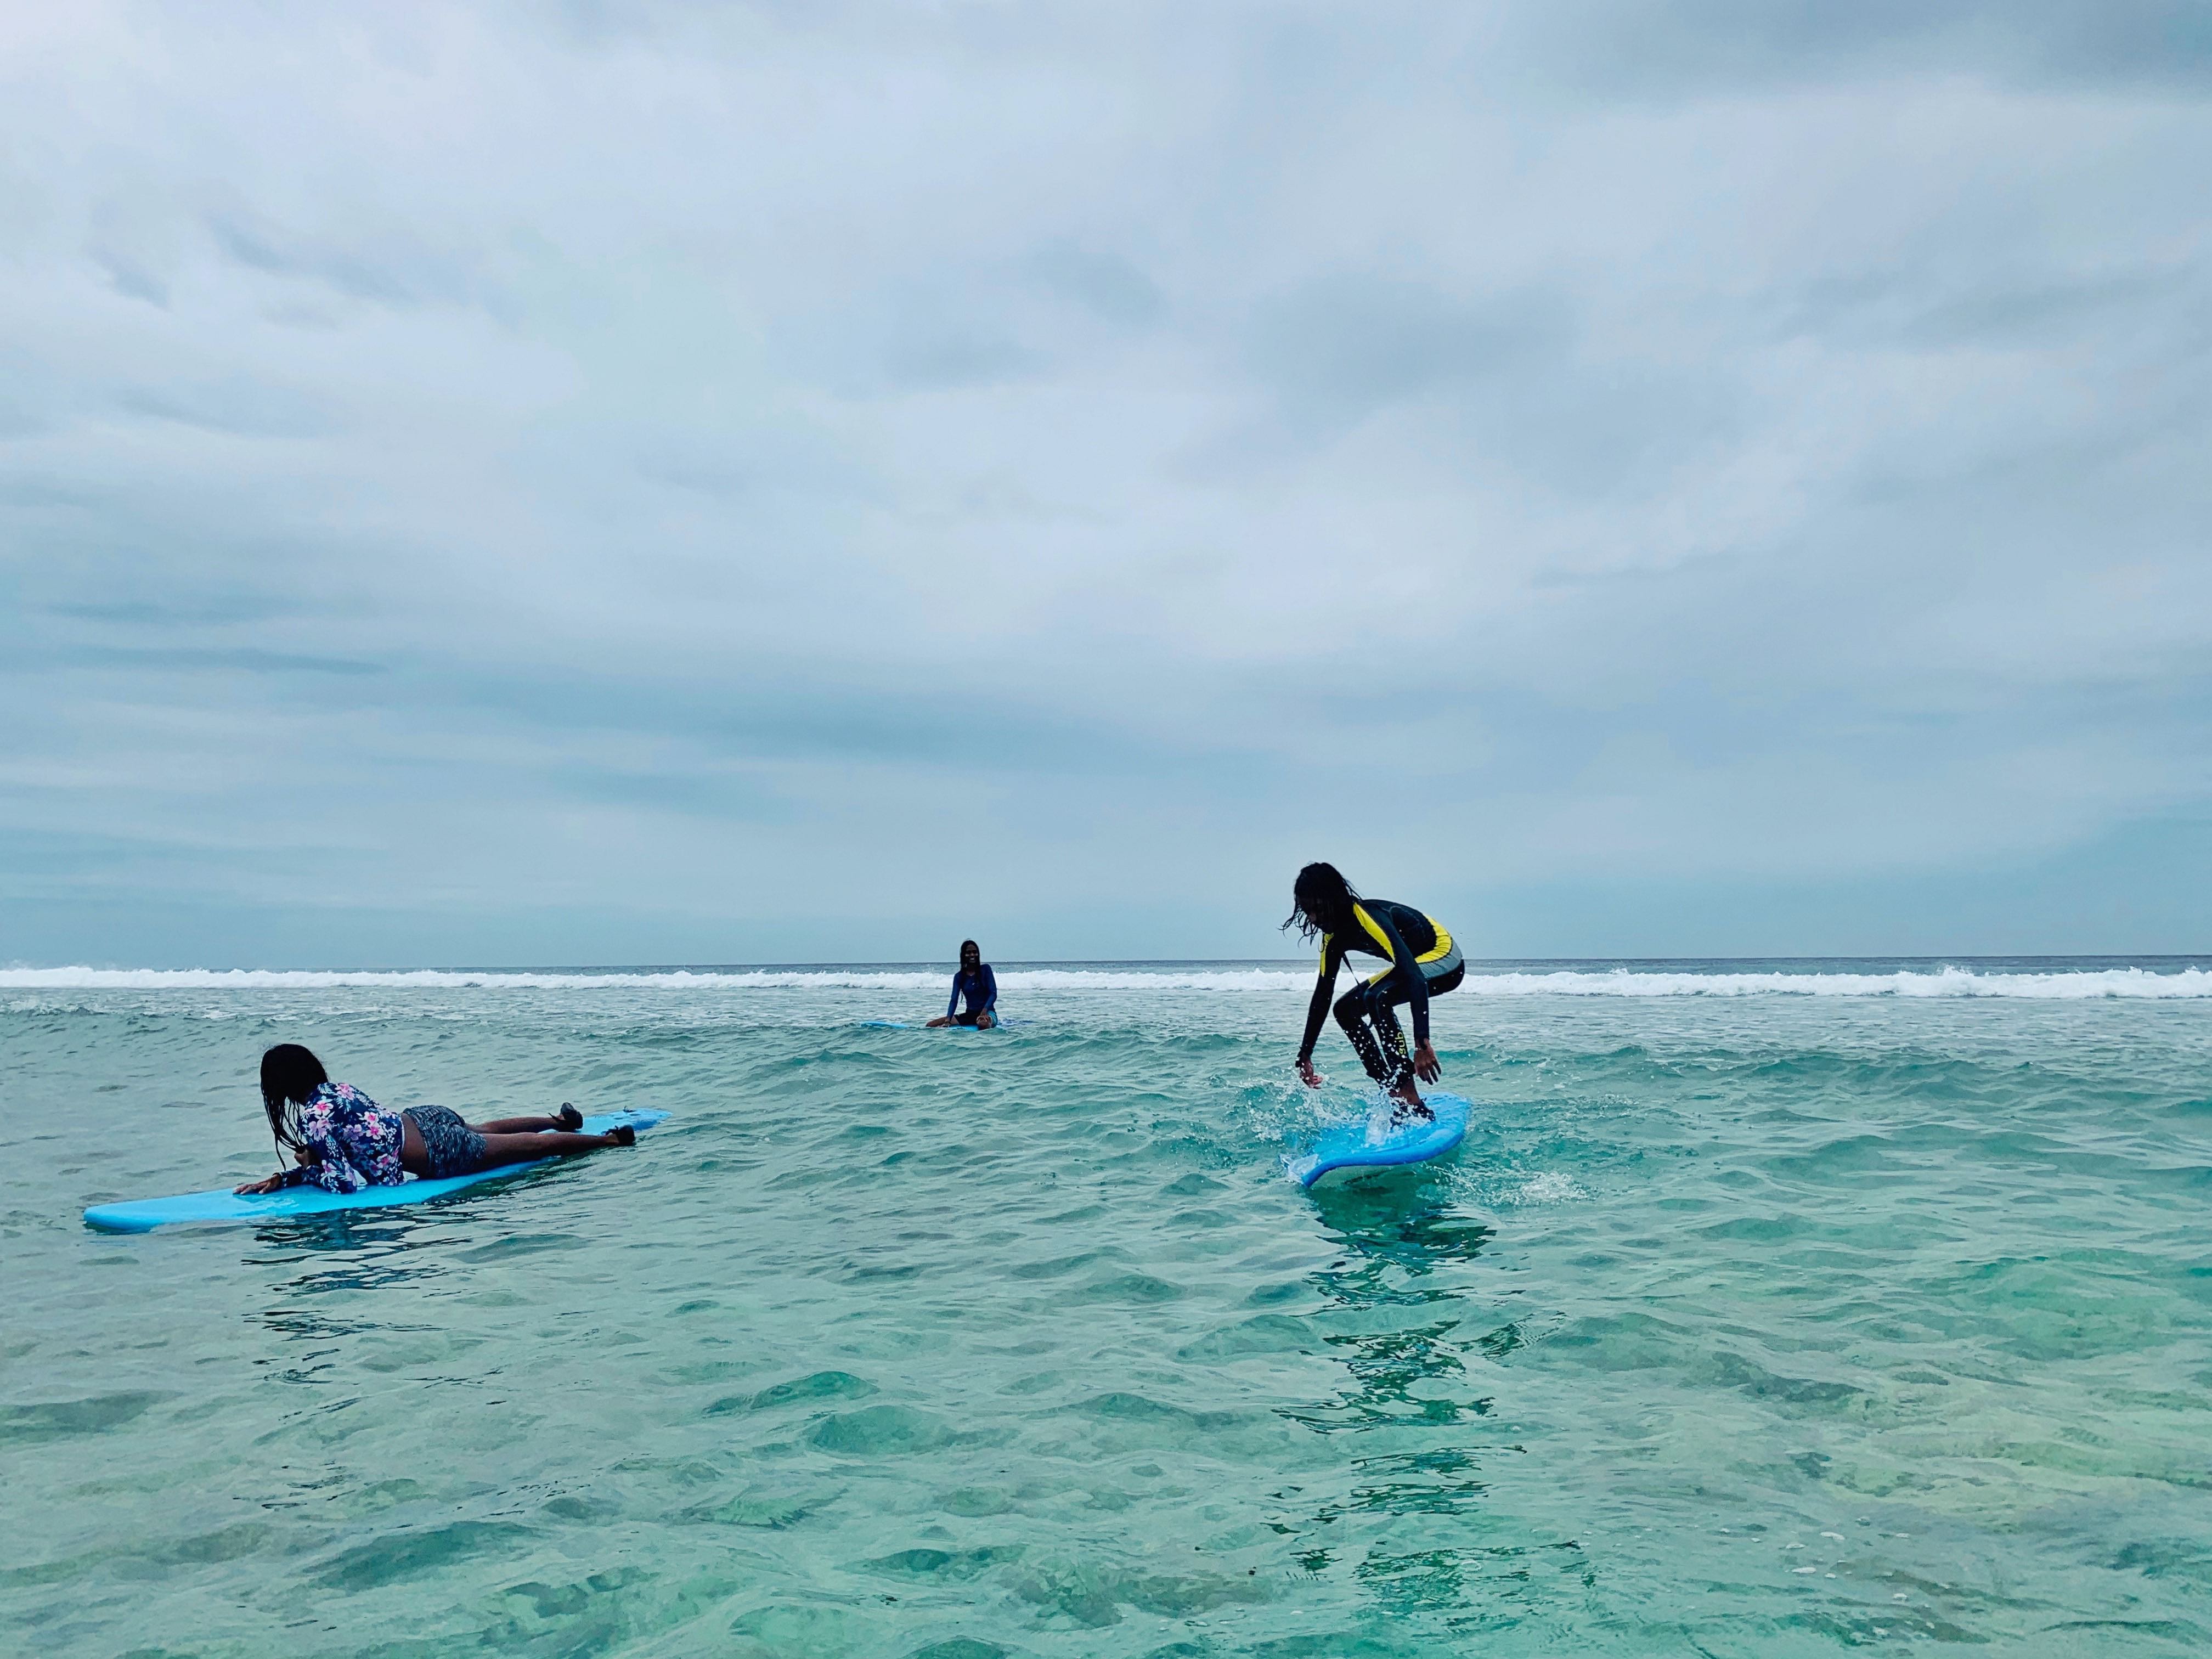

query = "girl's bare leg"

[473,1103,584,1135]
[473,1127,634,1169]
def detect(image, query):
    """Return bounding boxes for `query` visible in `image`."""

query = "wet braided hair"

[1283,862,1358,944]
[258,1042,328,1155]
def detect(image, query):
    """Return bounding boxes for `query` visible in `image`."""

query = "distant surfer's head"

[959,939,981,967]
[258,1042,329,1152]
[1284,862,1358,942]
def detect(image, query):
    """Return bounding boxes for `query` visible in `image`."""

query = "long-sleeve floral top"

[278,1082,405,1192]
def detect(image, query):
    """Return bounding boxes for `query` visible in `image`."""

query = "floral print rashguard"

[278,1082,405,1192]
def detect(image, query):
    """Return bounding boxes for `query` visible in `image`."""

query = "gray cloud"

[1513,1,2212,98]
[1,1,2207,963]
[115,377,345,439]
[1782,264,2204,353]
[1026,241,1169,329]
[1239,278,1570,436]
[53,646,387,678]
[209,217,430,308]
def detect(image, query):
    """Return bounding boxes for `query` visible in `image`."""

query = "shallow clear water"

[5,961,2212,1656]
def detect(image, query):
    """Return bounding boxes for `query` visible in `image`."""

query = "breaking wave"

[2,964,2208,997]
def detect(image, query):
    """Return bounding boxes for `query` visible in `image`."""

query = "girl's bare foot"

[553,1103,583,1132]
[604,1125,636,1147]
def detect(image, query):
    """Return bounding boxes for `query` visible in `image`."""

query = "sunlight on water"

[4,966,2211,1655]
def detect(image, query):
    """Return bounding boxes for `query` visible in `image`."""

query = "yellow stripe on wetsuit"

[1320,903,1453,988]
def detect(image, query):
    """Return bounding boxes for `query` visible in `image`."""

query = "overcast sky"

[2,2,2208,967]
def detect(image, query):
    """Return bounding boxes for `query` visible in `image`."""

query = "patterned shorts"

[405,1105,488,1179]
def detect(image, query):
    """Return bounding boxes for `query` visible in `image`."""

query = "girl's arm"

[1296,944,1339,1067]
[947,975,962,1018]
[235,1146,317,1195]
[982,966,997,1012]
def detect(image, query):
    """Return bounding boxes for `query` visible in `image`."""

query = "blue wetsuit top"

[947,964,998,1018]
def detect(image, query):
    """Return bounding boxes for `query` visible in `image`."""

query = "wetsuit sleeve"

[1297,940,1341,1063]
[1357,904,1431,1047]
[947,974,961,1018]
[981,966,997,1012]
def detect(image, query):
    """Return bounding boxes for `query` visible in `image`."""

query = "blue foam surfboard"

[862,1020,1012,1030]
[1290,1094,1470,1188]
[83,1109,668,1234]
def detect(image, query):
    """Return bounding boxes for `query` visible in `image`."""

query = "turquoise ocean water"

[5,957,2211,1656]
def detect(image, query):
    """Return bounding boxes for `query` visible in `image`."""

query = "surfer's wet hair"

[1284,862,1359,944]
[259,1042,329,1154]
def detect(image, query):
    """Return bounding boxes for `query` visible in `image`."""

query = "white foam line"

[1454,966,2212,999]
[0,966,1305,992]
[2,965,2208,997]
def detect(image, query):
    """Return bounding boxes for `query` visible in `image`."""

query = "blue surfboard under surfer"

[1284,862,1464,1120]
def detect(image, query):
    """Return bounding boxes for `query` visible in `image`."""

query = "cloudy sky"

[2,1,2207,967]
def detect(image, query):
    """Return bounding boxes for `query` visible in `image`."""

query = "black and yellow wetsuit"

[1297,899,1465,1091]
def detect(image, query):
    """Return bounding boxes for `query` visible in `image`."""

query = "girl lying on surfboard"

[1284,862,1464,1120]
[233,1043,634,1195]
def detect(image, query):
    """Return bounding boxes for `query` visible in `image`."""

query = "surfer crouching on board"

[1285,862,1464,1120]
[927,940,998,1029]
[233,1043,634,1194]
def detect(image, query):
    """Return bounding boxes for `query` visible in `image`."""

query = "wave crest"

[2,965,2207,997]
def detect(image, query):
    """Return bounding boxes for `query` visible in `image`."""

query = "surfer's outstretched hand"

[1413,1041,1441,1085]
[234,1172,286,1195]
[1296,1057,1322,1088]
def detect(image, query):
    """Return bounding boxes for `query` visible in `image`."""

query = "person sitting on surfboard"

[926,940,999,1029]
[1284,862,1464,1119]
[232,1043,635,1195]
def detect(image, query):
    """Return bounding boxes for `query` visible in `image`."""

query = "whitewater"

[5,955,2209,997]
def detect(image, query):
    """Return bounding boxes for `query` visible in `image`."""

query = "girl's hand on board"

[234,1172,287,1195]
